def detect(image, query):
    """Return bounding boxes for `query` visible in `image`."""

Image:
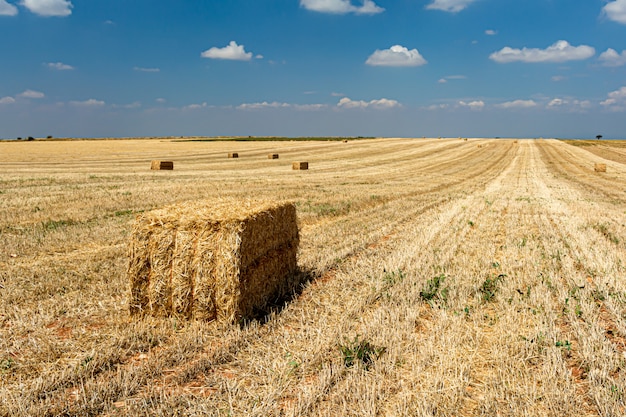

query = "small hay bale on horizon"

[228,152,239,158]
[151,161,174,170]
[292,161,308,170]
[128,199,300,323]
[268,153,279,159]
[594,163,607,173]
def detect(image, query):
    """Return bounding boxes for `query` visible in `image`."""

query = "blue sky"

[1,0,626,138]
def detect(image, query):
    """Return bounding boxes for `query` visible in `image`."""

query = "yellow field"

[1,138,625,416]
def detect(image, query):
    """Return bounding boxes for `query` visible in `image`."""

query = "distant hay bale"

[292,162,308,170]
[151,161,174,170]
[228,152,239,158]
[343,140,349,143]
[513,140,518,143]
[128,199,300,323]
[594,163,607,173]
[477,144,482,148]
[268,153,279,159]
[464,138,468,141]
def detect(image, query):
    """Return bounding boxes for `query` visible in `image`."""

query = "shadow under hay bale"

[268,153,279,159]
[292,161,308,170]
[151,161,174,170]
[128,199,299,324]
[594,163,607,173]
[228,152,239,158]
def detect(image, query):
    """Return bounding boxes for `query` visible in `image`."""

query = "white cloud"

[600,86,626,111]
[458,100,485,110]
[337,97,401,109]
[46,61,74,70]
[552,75,566,82]
[0,0,18,15]
[0,96,16,104]
[18,89,45,99]
[295,104,327,111]
[70,99,105,107]
[21,0,72,17]
[133,66,160,72]
[426,0,478,13]
[156,98,166,104]
[439,75,467,83]
[548,98,592,111]
[423,104,449,110]
[438,78,447,84]
[485,29,497,36]
[201,41,253,61]
[237,101,291,110]
[599,48,626,67]
[496,100,537,109]
[366,45,427,67]
[604,0,626,24]
[489,40,595,63]
[183,102,208,110]
[300,0,384,15]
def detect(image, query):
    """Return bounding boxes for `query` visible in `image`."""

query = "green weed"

[339,336,385,370]
[480,274,505,302]
[420,274,449,303]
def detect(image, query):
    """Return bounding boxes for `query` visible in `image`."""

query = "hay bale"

[513,140,518,144]
[151,161,174,170]
[292,162,308,170]
[128,199,299,323]
[228,152,239,158]
[268,153,279,159]
[594,163,607,173]
[342,140,349,143]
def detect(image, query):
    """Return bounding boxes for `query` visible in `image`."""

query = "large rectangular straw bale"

[128,199,299,323]
[292,161,308,170]
[228,152,239,158]
[151,160,174,170]
[594,163,607,172]
[268,153,279,159]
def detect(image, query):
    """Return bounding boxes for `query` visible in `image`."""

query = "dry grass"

[0,138,625,416]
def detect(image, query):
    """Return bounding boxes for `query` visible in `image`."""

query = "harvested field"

[0,138,625,416]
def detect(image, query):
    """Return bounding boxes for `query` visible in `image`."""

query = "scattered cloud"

[423,104,450,110]
[426,0,478,13]
[0,0,18,16]
[496,99,537,109]
[103,19,114,25]
[156,98,166,104]
[599,48,626,67]
[337,97,401,109]
[133,66,160,73]
[237,101,290,110]
[439,75,467,83]
[18,89,45,99]
[21,0,72,17]
[365,45,427,67]
[201,41,253,61]
[70,98,105,107]
[331,92,345,97]
[295,104,327,111]
[300,0,384,15]
[490,40,595,63]
[458,100,485,110]
[551,75,566,82]
[183,102,208,110]
[603,0,626,24]
[0,96,16,104]
[548,97,592,112]
[600,86,626,111]
[485,29,497,35]
[46,62,74,70]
